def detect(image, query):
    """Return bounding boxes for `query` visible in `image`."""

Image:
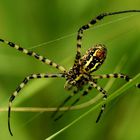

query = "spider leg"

[75,10,140,64]
[51,89,79,119]
[0,39,66,73]
[54,80,106,122]
[8,73,64,136]
[53,85,93,121]
[92,73,140,88]
[88,81,107,123]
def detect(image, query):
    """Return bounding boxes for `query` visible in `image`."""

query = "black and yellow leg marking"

[1,9,140,136]
[92,73,140,88]
[54,81,108,122]
[75,10,140,63]
[0,39,66,73]
[8,73,64,136]
[89,81,107,123]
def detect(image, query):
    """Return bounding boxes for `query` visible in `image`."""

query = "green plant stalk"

[45,73,140,140]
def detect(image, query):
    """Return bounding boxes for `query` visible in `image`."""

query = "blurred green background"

[0,0,140,140]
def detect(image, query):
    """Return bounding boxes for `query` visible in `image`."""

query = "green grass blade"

[45,73,140,140]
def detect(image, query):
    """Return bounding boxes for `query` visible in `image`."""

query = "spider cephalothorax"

[0,10,140,136]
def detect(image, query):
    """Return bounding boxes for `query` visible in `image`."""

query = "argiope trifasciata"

[0,10,140,136]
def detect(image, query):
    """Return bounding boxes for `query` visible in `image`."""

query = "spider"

[0,10,140,136]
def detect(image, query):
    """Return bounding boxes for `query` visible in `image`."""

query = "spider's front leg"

[8,73,64,136]
[0,39,66,73]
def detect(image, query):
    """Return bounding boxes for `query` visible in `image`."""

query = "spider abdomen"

[80,44,107,73]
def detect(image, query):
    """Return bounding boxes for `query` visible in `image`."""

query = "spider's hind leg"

[89,81,108,123]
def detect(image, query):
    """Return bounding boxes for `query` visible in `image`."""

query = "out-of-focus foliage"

[0,0,140,140]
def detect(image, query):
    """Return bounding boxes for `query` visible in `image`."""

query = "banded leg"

[75,10,140,63]
[92,73,140,88]
[53,85,93,121]
[89,81,108,123]
[51,89,79,119]
[8,73,64,136]
[0,39,66,73]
